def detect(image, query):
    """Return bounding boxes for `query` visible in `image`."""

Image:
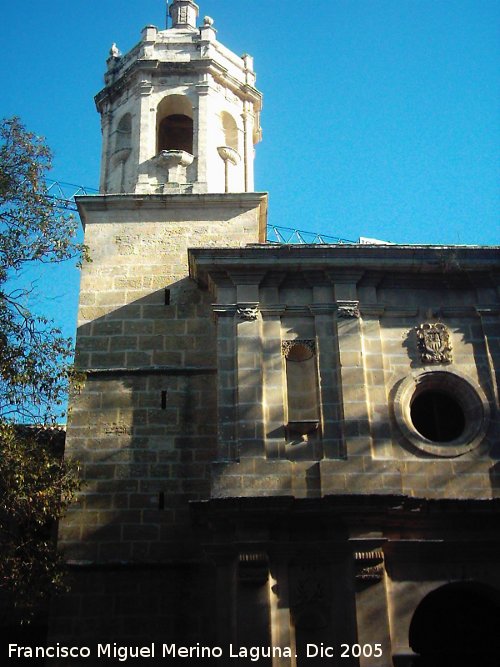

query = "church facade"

[51,2,500,665]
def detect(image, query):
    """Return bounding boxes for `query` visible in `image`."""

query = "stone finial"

[109,43,121,58]
[169,0,199,30]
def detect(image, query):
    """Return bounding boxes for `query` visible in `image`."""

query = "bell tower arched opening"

[157,95,194,155]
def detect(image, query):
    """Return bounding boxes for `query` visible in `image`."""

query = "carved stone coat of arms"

[415,322,452,364]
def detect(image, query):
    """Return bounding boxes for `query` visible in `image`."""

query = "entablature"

[189,244,500,299]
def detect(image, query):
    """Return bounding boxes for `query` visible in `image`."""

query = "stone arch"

[157,95,194,154]
[221,111,239,152]
[409,581,500,666]
[115,113,132,150]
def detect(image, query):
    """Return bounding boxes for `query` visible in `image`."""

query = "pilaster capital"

[336,300,361,319]
[102,110,113,127]
[236,302,260,321]
[195,82,212,96]
[241,108,255,121]
[139,79,153,96]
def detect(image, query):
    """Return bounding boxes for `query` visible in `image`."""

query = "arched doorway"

[409,582,500,667]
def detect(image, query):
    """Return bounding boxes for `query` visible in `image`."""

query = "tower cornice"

[95,58,262,113]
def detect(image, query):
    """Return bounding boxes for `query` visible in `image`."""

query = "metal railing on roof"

[266,224,356,245]
[42,180,356,244]
[43,179,99,211]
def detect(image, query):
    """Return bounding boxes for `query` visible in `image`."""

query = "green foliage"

[0,117,85,622]
[0,116,87,424]
[0,424,80,622]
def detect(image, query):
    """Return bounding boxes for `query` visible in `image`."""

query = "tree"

[0,116,86,424]
[0,117,85,623]
[0,423,80,624]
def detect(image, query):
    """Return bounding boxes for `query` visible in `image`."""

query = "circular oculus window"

[394,371,490,457]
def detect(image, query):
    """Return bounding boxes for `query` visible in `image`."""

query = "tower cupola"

[95,0,262,196]
[169,0,199,30]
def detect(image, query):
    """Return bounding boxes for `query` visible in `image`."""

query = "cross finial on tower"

[168,0,199,30]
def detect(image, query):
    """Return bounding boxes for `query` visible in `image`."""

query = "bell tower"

[96,0,262,195]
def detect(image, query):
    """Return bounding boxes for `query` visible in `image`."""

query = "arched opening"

[158,115,193,154]
[221,111,239,152]
[409,582,500,667]
[115,113,131,150]
[156,95,194,155]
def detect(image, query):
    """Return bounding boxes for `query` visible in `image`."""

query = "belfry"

[97,0,261,195]
[49,2,500,666]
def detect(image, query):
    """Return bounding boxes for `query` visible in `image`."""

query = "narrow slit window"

[161,390,168,410]
[164,288,171,305]
[158,492,165,510]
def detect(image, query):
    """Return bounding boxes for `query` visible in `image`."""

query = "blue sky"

[1,0,499,341]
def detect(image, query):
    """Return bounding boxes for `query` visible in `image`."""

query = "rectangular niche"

[282,339,323,461]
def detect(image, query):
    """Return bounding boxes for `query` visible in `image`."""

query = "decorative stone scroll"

[236,304,259,321]
[415,322,452,364]
[337,302,360,319]
[354,550,384,584]
[238,552,269,585]
[281,339,316,358]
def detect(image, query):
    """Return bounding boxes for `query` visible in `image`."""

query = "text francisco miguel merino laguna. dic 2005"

[8,642,384,661]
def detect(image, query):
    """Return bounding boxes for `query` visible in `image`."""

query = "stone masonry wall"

[187,246,500,503]
[59,193,266,562]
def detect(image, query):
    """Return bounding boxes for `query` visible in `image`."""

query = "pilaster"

[328,273,371,459]
[269,552,295,667]
[136,78,154,193]
[360,304,393,459]
[309,304,344,459]
[261,306,287,459]
[476,306,500,408]
[352,543,391,667]
[242,105,255,192]
[212,551,238,661]
[100,110,113,193]
[235,301,265,458]
[194,82,211,192]
[213,304,238,461]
